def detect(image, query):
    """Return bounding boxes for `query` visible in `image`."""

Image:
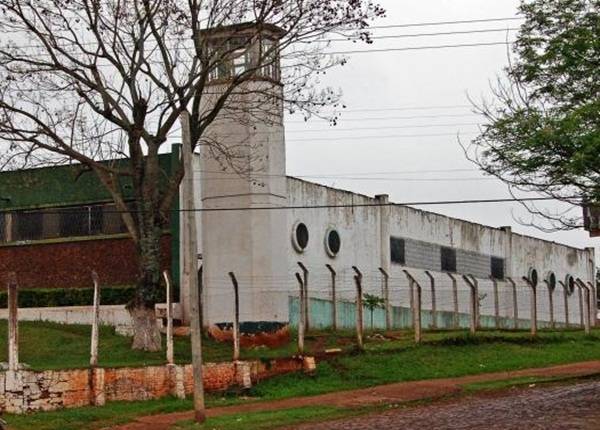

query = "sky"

[282,0,598,261]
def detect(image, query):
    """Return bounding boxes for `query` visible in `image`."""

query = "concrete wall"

[283,177,595,328]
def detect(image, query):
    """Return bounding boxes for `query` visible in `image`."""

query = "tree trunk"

[128,220,163,352]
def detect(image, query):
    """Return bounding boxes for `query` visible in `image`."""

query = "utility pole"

[180,110,206,423]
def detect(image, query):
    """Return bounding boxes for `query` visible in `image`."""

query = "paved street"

[288,380,600,430]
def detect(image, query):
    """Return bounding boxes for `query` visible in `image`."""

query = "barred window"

[5,204,128,242]
[390,237,405,264]
[441,247,457,272]
[491,257,505,280]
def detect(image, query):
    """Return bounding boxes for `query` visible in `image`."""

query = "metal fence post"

[578,281,584,328]
[587,281,596,329]
[403,270,422,343]
[506,277,519,329]
[576,280,591,335]
[490,277,500,329]
[523,277,537,337]
[297,262,309,332]
[228,272,240,361]
[447,272,459,329]
[352,266,364,350]
[325,264,337,331]
[295,273,305,354]
[7,272,19,371]
[462,275,478,335]
[424,271,437,329]
[558,281,570,328]
[379,267,392,330]
[162,271,174,365]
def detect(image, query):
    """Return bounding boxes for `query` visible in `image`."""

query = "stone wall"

[0,357,310,414]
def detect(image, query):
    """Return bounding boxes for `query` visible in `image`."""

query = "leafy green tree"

[363,293,385,329]
[467,0,599,229]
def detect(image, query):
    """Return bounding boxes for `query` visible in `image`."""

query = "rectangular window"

[491,257,505,279]
[0,213,5,243]
[15,211,44,241]
[390,237,405,264]
[441,247,457,272]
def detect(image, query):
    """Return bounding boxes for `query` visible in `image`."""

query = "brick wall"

[0,357,309,414]
[0,235,171,289]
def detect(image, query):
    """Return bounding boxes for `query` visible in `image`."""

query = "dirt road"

[288,379,600,430]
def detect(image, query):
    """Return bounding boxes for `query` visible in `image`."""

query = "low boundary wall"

[0,357,311,414]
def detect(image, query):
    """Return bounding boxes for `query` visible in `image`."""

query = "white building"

[184,24,597,334]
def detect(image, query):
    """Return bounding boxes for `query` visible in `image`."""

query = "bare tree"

[0,0,384,351]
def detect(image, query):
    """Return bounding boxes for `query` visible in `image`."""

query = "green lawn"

[4,327,600,430]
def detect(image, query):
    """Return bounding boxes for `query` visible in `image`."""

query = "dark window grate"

[441,247,457,272]
[390,237,405,264]
[491,257,505,279]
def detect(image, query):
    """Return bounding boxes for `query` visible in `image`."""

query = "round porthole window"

[292,221,309,253]
[528,267,538,287]
[325,228,341,258]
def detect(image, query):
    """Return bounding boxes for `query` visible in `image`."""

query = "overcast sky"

[283,0,598,261]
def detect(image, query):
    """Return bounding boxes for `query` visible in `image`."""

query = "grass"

[173,406,373,430]
[3,325,600,430]
[0,321,352,370]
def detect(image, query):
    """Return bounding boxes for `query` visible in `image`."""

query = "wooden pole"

[403,270,422,343]
[544,279,555,329]
[491,277,500,329]
[352,266,364,350]
[297,262,309,332]
[228,272,240,361]
[523,277,537,337]
[7,272,18,371]
[379,267,392,330]
[163,271,174,365]
[180,110,205,423]
[90,271,101,368]
[447,273,459,329]
[507,277,519,329]
[295,273,305,354]
[462,275,478,335]
[325,264,337,331]
[424,271,437,329]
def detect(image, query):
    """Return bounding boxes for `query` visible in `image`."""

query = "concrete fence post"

[228,272,241,361]
[325,264,337,331]
[352,266,364,350]
[90,271,101,368]
[587,281,596,329]
[506,277,519,329]
[490,277,500,329]
[523,277,537,337]
[162,271,175,365]
[297,262,309,332]
[462,275,478,335]
[543,279,555,329]
[7,272,18,371]
[577,282,585,328]
[576,280,591,335]
[295,273,305,354]
[403,270,422,343]
[424,271,437,330]
[558,281,570,328]
[447,272,459,329]
[379,267,392,330]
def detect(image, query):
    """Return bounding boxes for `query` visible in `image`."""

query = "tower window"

[325,228,341,257]
[292,221,309,252]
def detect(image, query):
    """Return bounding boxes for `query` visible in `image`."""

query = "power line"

[193,168,479,177]
[286,104,473,114]
[285,122,481,133]
[325,27,520,42]
[324,40,513,55]
[365,17,523,30]
[285,132,475,142]
[286,113,478,124]
[195,176,496,182]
